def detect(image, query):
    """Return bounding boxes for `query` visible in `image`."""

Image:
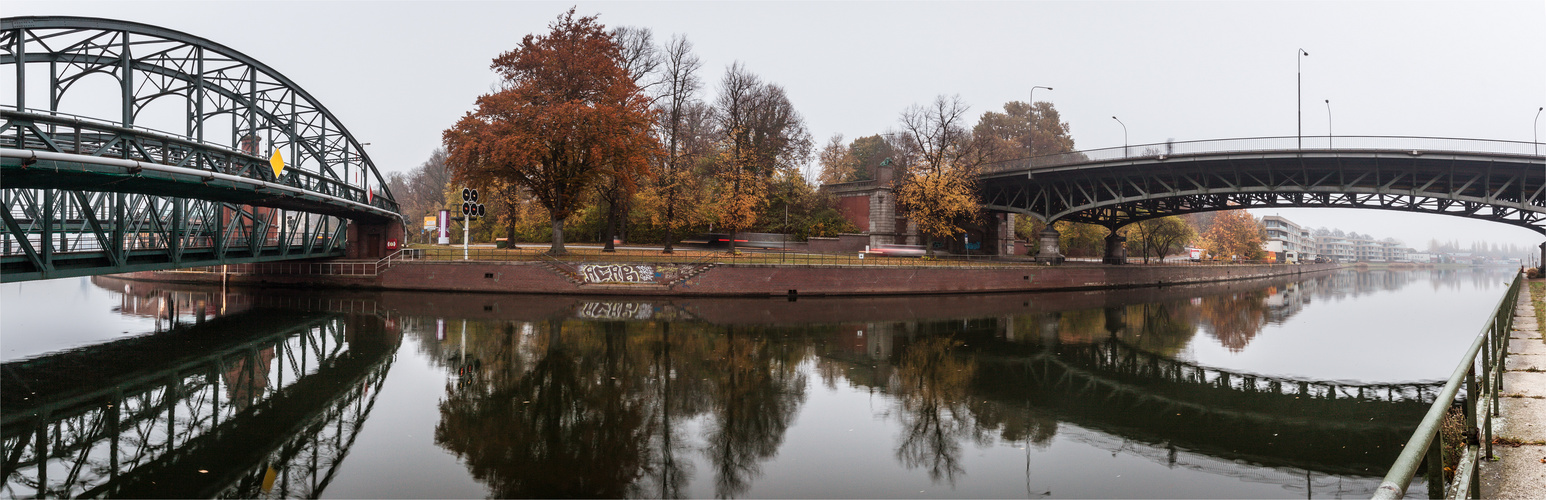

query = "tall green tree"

[443,9,658,254]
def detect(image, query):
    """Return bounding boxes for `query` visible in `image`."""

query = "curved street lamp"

[1029,86,1052,162]
[1325,100,1332,149]
[1535,107,1543,157]
[1298,48,1309,150]
[1112,116,1128,158]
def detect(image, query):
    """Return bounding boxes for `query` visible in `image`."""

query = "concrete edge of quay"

[111,260,1347,297]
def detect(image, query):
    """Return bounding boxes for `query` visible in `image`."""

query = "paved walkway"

[1480,280,1546,499]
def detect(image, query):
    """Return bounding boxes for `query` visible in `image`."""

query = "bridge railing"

[983,135,1543,174]
[1372,272,1522,499]
[2,108,400,214]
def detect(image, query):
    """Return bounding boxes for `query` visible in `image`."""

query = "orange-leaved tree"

[443,9,658,254]
[894,95,985,252]
[1198,210,1265,261]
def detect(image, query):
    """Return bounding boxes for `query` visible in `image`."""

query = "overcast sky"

[8,1,1545,252]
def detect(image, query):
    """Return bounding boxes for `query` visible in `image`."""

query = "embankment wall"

[117,261,1341,297]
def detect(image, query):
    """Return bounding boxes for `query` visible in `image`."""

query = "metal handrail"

[983,135,1544,174]
[1373,273,1522,499]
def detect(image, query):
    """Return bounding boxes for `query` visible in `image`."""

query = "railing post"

[1482,331,1494,460]
[1425,432,1444,497]
[1464,365,1480,499]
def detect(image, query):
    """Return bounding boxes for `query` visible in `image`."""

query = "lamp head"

[1300,48,1309,56]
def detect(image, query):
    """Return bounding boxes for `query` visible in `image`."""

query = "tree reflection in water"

[702,326,808,498]
[434,319,650,498]
[891,335,980,485]
[421,271,1397,496]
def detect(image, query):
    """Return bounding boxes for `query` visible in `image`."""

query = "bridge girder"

[981,150,1546,233]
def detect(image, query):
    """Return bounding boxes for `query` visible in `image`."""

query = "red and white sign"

[386,238,398,250]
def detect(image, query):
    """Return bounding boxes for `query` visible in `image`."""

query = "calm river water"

[0,267,1520,498]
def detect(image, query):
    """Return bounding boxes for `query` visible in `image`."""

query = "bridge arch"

[2,16,403,281]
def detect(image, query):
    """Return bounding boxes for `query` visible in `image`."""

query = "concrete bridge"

[2,16,403,282]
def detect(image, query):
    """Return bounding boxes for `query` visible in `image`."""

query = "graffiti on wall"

[577,264,696,284]
[580,264,654,284]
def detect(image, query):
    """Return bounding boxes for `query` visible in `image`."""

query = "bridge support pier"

[1103,232,1128,265]
[347,220,405,260]
[1035,228,1065,264]
[1539,242,1545,271]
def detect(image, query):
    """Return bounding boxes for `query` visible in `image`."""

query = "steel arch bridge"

[1,16,401,282]
[978,136,1546,261]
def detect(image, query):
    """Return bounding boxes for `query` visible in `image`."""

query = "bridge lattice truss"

[1,16,399,281]
[0,315,393,498]
[980,339,1440,476]
[980,139,1546,233]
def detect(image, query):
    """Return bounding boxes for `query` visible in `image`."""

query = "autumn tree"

[974,100,1077,166]
[816,134,855,185]
[385,147,455,242]
[1198,210,1266,261]
[1126,216,1196,263]
[649,34,704,253]
[443,9,658,254]
[710,63,813,252]
[893,95,985,251]
[818,134,894,185]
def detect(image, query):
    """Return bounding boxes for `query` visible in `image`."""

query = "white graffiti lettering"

[580,264,656,284]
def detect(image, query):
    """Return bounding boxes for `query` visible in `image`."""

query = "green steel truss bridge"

[1,16,400,282]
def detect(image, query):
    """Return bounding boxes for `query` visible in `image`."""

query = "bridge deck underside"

[982,152,1546,232]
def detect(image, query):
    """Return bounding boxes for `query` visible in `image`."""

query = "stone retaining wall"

[119,260,1341,297]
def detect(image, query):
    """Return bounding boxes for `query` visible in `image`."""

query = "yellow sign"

[269,150,285,178]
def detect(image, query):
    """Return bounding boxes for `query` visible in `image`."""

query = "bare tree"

[654,34,703,253]
[711,63,813,253]
[612,26,664,99]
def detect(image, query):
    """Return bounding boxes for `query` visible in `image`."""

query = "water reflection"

[1,267,1514,498]
[1,306,398,498]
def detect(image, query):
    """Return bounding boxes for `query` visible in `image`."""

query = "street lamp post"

[1325,100,1332,148]
[1029,86,1052,163]
[1112,116,1128,158]
[1298,48,1309,150]
[1535,107,1543,157]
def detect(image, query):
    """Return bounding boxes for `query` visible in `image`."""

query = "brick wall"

[121,261,1341,297]
[835,194,870,233]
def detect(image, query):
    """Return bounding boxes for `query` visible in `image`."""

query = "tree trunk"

[602,198,618,253]
[663,203,675,254]
[506,222,516,251]
[549,218,567,254]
